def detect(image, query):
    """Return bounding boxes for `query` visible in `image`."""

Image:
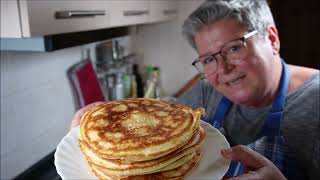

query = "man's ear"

[266,25,280,55]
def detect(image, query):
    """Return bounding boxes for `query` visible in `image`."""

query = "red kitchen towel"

[68,60,105,109]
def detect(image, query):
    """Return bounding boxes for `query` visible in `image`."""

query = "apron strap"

[259,60,290,136]
[209,96,232,128]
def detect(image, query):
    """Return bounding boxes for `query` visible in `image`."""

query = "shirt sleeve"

[173,79,228,133]
[283,72,320,178]
[174,80,205,109]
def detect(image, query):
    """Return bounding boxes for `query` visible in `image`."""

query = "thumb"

[70,101,105,130]
[221,145,267,169]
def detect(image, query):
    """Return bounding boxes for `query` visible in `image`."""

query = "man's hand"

[70,102,104,130]
[221,145,287,180]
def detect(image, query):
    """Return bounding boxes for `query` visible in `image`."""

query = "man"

[177,0,319,179]
[70,0,319,179]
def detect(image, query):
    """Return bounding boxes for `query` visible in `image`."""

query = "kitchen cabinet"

[0,0,22,38]
[148,1,178,23]
[1,0,179,38]
[107,1,150,27]
[107,0,178,27]
[1,0,179,51]
[17,0,110,37]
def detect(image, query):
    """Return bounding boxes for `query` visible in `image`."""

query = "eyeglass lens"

[195,40,248,73]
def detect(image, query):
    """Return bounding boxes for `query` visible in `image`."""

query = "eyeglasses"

[192,30,258,74]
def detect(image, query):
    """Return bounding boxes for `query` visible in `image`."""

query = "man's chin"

[217,87,252,105]
[226,94,251,105]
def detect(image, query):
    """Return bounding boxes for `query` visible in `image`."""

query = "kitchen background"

[1,0,318,179]
[1,1,203,179]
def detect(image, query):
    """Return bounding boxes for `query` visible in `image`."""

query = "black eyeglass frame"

[192,30,258,73]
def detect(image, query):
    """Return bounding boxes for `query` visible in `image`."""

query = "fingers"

[70,101,105,130]
[221,145,267,169]
[221,145,287,180]
[227,171,260,180]
[227,165,287,180]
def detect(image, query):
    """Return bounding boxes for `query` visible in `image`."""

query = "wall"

[0,44,97,179]
[271,0,320,69]
[133,1,204,96]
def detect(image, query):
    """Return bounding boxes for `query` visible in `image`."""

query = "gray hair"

[182,0,275,49]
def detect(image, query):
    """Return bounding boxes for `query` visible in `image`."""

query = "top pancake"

[79,98,204,161]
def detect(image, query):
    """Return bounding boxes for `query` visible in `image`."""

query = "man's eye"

[230,45,241,52]
[201,57,214,65]
[228,44,243,53]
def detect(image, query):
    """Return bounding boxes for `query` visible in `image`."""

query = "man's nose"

[216,54,234,74]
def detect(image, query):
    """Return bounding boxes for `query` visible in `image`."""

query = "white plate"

[54,121,230,179]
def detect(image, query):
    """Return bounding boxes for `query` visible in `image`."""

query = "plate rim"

[54,120,231,179]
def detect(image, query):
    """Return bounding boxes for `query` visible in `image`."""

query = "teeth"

[228,77,243,86]
[233,77,241,83]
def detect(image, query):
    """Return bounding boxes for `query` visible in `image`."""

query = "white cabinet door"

[1,0,179,38]
[149,1,178,23]
[106,1,149,27]
[0,0,22,38]
[19,0,110,37]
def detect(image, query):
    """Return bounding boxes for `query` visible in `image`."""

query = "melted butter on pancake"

[122,112,159,134]
[131,127,148,137]
[153,103,166,107]
[163,117,171,122]
[88,130,101,141]
[155,111,168,117]
[146,108,155,112]
[87,122,94,128]
[141,100,151,105]
[128,103,138,107]
[111,104,128,112]
[105,132,123,139]
[98,141,114,148]
[92,108,106,117]
[96,119,108,127]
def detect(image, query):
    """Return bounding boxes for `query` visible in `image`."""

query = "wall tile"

[1,121,69,179]
[1,47,82,98]
[1,77,74,157]
[1,43,99,179]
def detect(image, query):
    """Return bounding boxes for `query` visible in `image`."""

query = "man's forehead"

[195,19,247,53]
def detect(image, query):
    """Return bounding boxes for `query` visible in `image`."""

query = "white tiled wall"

[0,44,97,179]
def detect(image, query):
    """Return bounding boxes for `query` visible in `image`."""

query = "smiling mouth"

[226,75,246,86]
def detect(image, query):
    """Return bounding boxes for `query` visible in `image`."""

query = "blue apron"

[210,60,306,179]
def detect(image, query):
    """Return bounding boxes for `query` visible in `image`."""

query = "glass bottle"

[132,64,144,97]
[144,67,158,99]
[114,73,124,100]
[153,67,164,99]
[131,75,138,98]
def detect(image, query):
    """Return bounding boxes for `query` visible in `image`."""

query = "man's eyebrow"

[198,36,245,58]
[199,52,212,58]
[199,49,221,58]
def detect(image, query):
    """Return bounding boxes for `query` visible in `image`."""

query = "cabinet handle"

[123,10,149,16]
[55,10,106,19]
[163,9,178,15]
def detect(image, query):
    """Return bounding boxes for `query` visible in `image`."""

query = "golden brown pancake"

[80,98,204,161]
[81,127,205,176]
[79,98,205,179]
[90,149,202,180]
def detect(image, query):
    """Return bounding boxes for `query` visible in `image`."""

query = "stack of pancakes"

[79,98,205,179]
